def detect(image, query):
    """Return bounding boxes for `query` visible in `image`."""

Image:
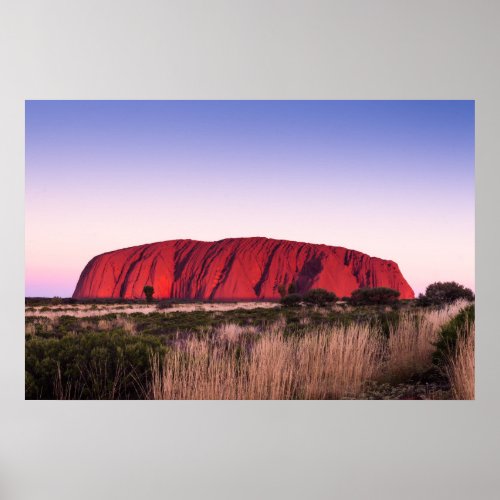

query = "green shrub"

[280,293,302,307]
[25,331,166,399]
[56,315,80,334]
[415,293,432,307]
[302,288,338,306]
[433,304,475,365]
[421,281,474,305]
[349,287,400,305]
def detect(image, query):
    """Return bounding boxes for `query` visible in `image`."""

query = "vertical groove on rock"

[118,246,150,298]
[253,242,281,297]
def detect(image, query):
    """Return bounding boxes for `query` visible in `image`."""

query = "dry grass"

[96,317,137,335]
[26,314,138,336]
[25,322,37,336]
[385,300,470,382]
[150,322,384,400]
[215,323,256,342]
[25,318,54,336]
[150,300,473,400]
[386,312,440,381]
[296,324,383,399]
[447,321,475,400]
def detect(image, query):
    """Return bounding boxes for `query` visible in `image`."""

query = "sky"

[25,100,474,297]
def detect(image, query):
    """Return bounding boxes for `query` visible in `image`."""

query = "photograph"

[25,100,475,400]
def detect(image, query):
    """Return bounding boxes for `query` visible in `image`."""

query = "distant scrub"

[25,297,147,307]
[302,289,338,306]
[280,288,337,307]
[25,303,406,341]
[156,300,173,310]
[349,287,400,306]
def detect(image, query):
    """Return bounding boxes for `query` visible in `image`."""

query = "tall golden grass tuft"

[386,312,437,381]
[296,324,382,399]
[150,338,240,400]
[150,322,384,400]
[243,331,296,399]
[447,321,475,400]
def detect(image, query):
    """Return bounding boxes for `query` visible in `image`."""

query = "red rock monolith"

[72,237,415,300]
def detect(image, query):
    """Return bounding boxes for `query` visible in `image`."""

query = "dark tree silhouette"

[143,285,155,303]
[420,281,474,305]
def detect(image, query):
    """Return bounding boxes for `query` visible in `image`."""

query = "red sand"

[73,237,414,300]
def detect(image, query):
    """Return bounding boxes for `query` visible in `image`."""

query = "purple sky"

[25,100,474,297]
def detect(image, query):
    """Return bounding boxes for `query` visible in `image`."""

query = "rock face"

[73,237,414,300]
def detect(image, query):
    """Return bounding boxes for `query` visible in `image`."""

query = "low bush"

[280,293,302,307]
[302,288,338,306]
[349,287,400,305]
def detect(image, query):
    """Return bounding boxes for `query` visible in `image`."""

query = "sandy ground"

[25,301,280,318]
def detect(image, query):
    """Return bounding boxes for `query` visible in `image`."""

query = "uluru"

[72,237,414,300]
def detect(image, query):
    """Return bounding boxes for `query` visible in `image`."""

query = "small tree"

[288,282,297,294]
[422,281,474,305]
[349,287,400,306]
[143,285,155,303]
[302,288,338,307]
